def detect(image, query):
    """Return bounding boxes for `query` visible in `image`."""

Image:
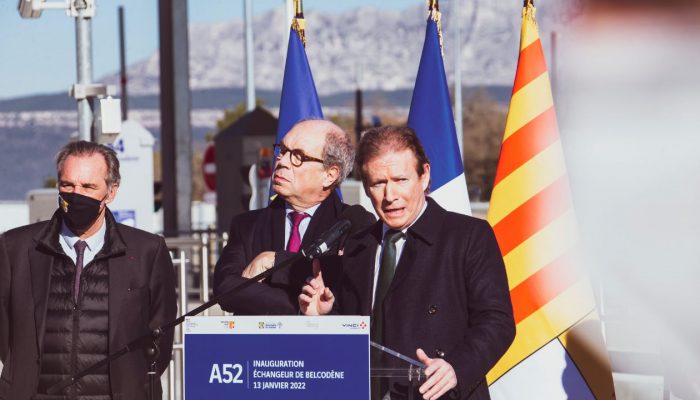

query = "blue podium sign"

[184,316,370,399]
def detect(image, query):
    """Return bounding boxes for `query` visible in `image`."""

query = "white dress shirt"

[283,202,322,248]
[59,217,107,267]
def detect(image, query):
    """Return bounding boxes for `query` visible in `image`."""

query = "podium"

[184,316,427,399]
[184,316,370,399]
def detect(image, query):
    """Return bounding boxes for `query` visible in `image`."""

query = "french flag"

[408,6,471,216]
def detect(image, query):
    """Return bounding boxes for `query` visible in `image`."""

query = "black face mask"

[58,192,104,232]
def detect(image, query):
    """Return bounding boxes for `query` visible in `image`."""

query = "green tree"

[212,99,265,134]
[43,177,57,189]
[461,89,508,201]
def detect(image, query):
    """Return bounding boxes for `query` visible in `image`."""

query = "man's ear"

[105,184,119,205]
[420,163,431,192]
[323,166,340,188]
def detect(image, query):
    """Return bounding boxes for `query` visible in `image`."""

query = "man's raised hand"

[299,259,334,315]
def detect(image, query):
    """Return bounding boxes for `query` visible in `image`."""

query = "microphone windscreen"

[340,204,376,235]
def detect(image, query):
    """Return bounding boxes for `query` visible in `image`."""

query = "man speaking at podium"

[300,126,515,400]
[214,119,372,315]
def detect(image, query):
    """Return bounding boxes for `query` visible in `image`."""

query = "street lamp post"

[17,0,116,142]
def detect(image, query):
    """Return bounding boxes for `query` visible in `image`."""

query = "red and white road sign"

[203,143,216,191]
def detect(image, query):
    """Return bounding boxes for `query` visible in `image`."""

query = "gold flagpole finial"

[428,0,439,12]
[426,0,443,55]
[522,0,536,24]
[292,0,307,47]
[294,0,304,18]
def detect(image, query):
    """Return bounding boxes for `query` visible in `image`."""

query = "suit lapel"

[29,213,65,355]
[301,191,340,249]
[385,198,440,299]
[344,223,381,315]
[108,255,128,349]
[29,246,56,355]
[264,198,286,251]
[388,236,416,296]
[361,231,380,315]
[260,199,293,286]
[102,211,128,349]
[271,206,286,251]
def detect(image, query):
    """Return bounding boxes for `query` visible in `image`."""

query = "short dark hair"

[56,141,121,186]
[357,125,431,191]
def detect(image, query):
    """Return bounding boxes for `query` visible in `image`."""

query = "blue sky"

[0,0,416,100]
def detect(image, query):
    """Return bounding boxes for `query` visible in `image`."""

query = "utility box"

[214,107,277,233]
[107,120,156,232]
[27,188,59,224]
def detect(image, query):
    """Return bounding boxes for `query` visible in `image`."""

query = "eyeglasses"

[273,143,325,167]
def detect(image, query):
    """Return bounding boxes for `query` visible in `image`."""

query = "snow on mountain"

[101,0,577,96]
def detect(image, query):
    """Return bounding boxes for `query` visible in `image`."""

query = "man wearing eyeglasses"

[213,119,373,315]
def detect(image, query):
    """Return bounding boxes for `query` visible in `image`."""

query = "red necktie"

[286,212,309,253]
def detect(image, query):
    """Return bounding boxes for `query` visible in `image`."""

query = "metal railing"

[161,230,228,400]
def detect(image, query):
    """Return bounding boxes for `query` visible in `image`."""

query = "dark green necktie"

[371,230,404,400]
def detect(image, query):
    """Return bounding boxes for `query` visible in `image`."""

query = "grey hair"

[56,140,121,186]
[322,127,355,187]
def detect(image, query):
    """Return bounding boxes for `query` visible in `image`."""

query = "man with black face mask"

[0,141,177,400]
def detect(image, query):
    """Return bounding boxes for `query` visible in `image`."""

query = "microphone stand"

[47,250,310,398]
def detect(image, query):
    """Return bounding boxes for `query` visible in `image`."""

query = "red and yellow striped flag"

[486,2,614,398]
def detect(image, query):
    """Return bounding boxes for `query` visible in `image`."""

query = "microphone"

[300,205,374,260]
[301,219,351,260]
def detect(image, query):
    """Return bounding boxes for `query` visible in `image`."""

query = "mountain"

[99,0,575,96]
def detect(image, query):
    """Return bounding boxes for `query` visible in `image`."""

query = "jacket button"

[428,305,438,315]
[435,349,446,358]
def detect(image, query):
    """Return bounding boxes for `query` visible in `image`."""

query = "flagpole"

[550,30,557,96]
[453,0,463,159]
[244,0,255,111]
[284,0,293,57]
[292,0,306,46]
[355,63,364,144]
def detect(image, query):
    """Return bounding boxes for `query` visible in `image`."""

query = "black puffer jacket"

[35,246,110,399]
